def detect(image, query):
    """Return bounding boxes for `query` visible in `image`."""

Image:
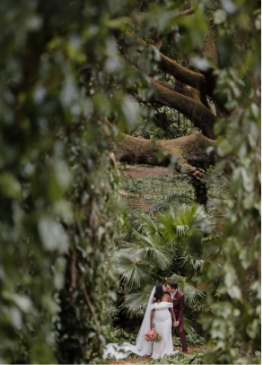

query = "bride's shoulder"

[162,293,171,302]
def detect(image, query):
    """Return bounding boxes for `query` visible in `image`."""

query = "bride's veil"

[133,286,156,353]
[103,286,156,360]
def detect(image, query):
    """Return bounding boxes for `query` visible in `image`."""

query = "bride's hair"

[153,283,163,302]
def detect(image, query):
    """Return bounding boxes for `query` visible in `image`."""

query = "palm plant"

[157,204,214,241]
[147,192,195,214]
[112,203,222,333]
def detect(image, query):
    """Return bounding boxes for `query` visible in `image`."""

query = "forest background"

[0,0,260,364]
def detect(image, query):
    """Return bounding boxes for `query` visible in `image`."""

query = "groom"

[166,281,188,353]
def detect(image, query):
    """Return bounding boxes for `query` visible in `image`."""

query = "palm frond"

[113,252,152,288]
[131,231,172,269]
[176,204,199,227]
[176,225,189,237]
[120,285,154,318]
[156,210,191,243]
[183,316,197,336]
[157,211,179,241]
[139,248,172,269]
[181,255,205,272]
[181,204,214,233]
[168,273,205,305]
[182,252,225,274]
[156,204,214,244]
[138,213,160,237]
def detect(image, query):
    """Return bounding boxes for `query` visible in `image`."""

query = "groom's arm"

[177,295,185,323]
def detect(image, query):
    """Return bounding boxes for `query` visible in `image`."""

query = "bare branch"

[83,286,101,352]
[69,249,77,292]
[180,7,196,16]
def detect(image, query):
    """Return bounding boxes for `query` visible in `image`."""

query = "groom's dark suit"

[172,290,188,352]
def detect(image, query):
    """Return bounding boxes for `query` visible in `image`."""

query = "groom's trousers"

[177,318,188,352]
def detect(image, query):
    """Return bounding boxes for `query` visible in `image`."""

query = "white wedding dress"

[151,301,179,359]
[103,287,179,360]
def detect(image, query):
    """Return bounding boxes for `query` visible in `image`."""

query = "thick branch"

[124,31,208,93]
[159,54,208,93]
[156,80,203,104]
[148,76,217,138]
[113,130,217,180]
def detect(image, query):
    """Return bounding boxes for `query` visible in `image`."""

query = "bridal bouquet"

[144,330,161,342]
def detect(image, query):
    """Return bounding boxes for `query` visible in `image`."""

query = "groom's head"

[166,281,178,293]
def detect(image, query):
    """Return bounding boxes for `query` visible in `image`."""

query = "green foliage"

[130,173,195,208]
[197,3,261,364]
[133,107,194,140]
[0,0,140,362]
[114,204,214,338]
[0,0,260,363]
[143,350,207,364]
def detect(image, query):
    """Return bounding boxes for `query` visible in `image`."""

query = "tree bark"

[124,31,209,94]
[148,76,217,138]
[158,53,208,93]
[112,129,217,180]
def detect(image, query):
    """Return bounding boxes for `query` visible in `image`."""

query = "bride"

[103,283,179,360]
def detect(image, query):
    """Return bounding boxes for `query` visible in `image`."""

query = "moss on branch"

[112,130,217,180]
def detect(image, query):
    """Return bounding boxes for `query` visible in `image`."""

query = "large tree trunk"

[112,129,217,180]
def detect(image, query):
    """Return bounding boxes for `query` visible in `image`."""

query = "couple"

[103,282,186,360]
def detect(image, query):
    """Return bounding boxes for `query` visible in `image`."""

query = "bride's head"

[154,283,166,302]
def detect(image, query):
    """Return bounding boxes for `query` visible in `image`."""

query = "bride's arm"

[150,308,155,330]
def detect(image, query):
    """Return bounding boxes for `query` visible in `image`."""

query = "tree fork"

[148,77,217,138]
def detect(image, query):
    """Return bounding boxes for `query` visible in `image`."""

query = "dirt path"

[123,165,173,179]
[120,164,175,211]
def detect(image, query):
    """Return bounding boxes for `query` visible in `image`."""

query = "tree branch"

[124,31,209,94]
[112,130,218,180]
[83,286,101,352]
[180,7,196,16]
[148,76,217,138]
[69,248,77,292]
[156,79,203,104]
[158,54,209,94]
